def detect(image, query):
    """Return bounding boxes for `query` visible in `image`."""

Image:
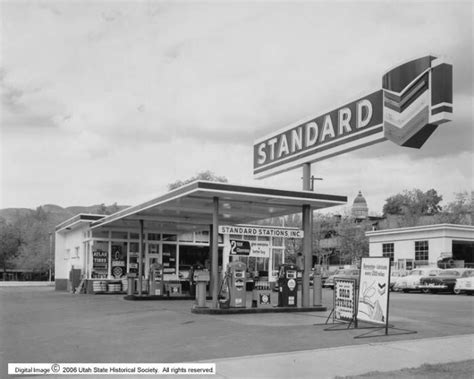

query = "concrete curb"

[196,334,474,379]
[0,281,54,287]
[191,305,327,314]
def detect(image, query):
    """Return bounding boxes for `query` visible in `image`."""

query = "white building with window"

[366,224,474,270]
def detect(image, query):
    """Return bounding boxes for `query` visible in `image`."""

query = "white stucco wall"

[55,225,88,280]
[367,224,474,266]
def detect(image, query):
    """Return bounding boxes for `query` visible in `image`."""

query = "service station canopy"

[89,181,346,233]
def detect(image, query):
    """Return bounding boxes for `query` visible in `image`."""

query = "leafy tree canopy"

[383,188,443,216]
[95,202,121,215]
[0,218,22,275]
[167,170,228,191]
[436,191,473,225]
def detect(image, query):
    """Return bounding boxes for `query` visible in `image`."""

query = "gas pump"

[193,268,210,308]
[278,264,298,307]
[312,264,322,307]
[189,263,204,298]
[227,261,247,308]
[149,261,164,296]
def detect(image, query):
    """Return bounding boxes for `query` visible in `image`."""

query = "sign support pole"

[211,197,219,308]
[302,163,311,191]
[302,204,312,307]
[301,162,312,308]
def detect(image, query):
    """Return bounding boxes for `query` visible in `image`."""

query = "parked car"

[419,269,474,294]
[453,270,474,295]
[393,268,442,293]
[389,270,408,291]
[323,269,360,289]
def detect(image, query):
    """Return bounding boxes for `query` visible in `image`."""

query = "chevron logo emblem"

[382,56,453,148]
[253,56,453,179]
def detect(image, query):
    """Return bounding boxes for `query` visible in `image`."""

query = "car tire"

[402,289,409,293]
[453,288,461,295]
[421,288,430,294]
[430,289,438,294]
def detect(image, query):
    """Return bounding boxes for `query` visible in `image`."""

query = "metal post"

[211,197,219,308]
[138,219,144,296]
[302,204,312,307]
[49,232,53,282]
[302,163,311,191]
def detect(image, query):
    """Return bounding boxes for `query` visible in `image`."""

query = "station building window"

[162,234,177,242]
[382,243,394,262]
[195,231,209,243]
[148,233,161,241]
[415,240,429,263]
[111,231,128,240]
[92,230,109,239]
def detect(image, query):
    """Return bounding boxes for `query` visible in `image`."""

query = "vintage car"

[389,270,408,291]
[323,268,360,289]
[419,269,474,294]
[393,268,442,292]
[453,270,474,295]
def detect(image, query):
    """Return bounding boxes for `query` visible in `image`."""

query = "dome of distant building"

[352,191,368,219]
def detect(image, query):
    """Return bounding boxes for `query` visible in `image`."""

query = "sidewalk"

[0,281,54,287]
[199,334,474,379]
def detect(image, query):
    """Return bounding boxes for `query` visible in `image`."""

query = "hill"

[0,203,129,229]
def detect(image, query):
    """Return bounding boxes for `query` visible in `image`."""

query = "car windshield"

[442,271,460,277]
[337,270,353,275]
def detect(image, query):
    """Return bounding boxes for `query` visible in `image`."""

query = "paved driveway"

[1,287,473,375]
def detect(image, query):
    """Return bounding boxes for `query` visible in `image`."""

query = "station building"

[55,181,346,304]
[366,224,474,270]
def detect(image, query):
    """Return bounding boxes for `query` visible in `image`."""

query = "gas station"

[55,55,453,314]
[55,181,346,311]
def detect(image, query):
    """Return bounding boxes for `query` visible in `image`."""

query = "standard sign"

[357,257,390,325]
[219,225,303,238]
[254,56,453,178]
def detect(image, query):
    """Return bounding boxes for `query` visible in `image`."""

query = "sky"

[0,1,472,216]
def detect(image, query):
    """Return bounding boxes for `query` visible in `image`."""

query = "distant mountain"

[65,205,106,215]
[0,203,129,227]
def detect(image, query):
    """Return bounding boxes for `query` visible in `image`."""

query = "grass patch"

[337,359,474,379]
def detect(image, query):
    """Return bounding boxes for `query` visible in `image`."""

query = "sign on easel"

[334,279,356,323]
[357,257,390,326]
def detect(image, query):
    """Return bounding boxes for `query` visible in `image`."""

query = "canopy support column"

[302,204,312,307]
[138,219,144,296]
[211,197,219,308]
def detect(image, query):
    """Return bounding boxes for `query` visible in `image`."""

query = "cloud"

[0,1,472,209]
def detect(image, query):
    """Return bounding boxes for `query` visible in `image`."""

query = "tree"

[95,202,121,215]
[313,214,340,267]
[382,189,443,227]
[436,191,473,225]
[336,217,372,265]
[167,170,228,190]
[0,219,22,280]
[11,209,53,274]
